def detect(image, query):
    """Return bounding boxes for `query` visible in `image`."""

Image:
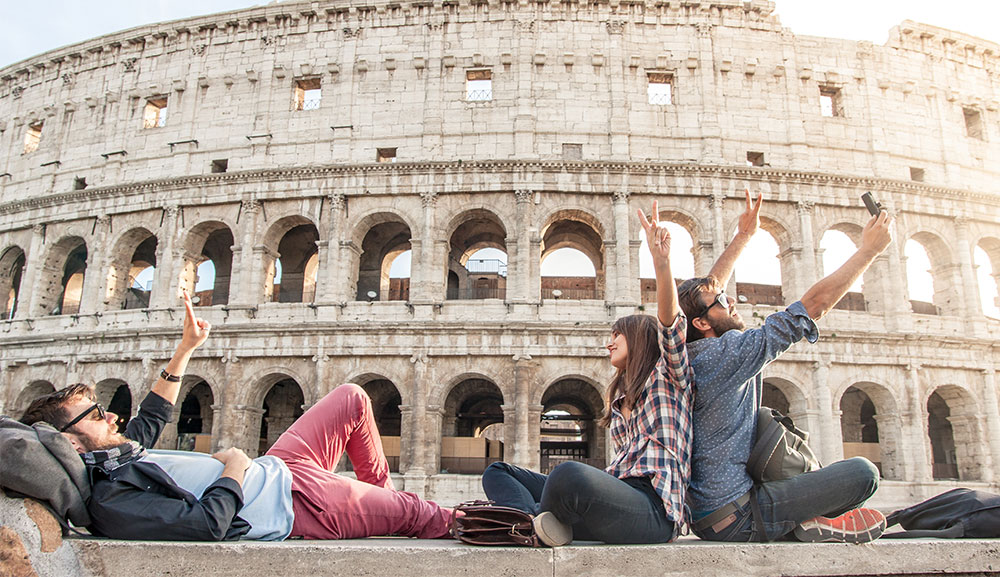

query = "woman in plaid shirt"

[482,200,695,546]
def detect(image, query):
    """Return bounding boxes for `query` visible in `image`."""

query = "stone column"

[604,20,629,159]
[231,200,262,306]
[694,22,722,163]
[410,192,441,305]
[150,205,180,309]
[511,355,538,469]
[611,191,634,304]
[501,404,517,466]
[403,353,430,493]
[510,189,533,302]
[812,360,842,464]
[903,364,932,482]
[319,193,346,303]
[79,218,111,315]
[883,215,913,331]
[980,368,1000,482]
[709,195,730,290]
[954,218,983,318]
[795,200,818,291]
[25,223,49,316]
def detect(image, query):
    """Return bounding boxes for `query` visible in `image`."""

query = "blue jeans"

[694,457,880,542]
[481,461,676,544]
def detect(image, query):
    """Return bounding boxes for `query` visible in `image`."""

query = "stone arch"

[925,384,985,481]
[818,222,868,312]
[34,236,88,316]
[760,376,808,420]
[540,209,606,300]
[638,209,698,303]
[837,381,902,480]
[95,378,132,433]
[447,209,509,300]
[261,216,320,303]
[0,245,26,320]
[440,376,505,474]
[180,221,235,307]
[732,217,788,306]
[253,374,306,455]
[538,377,608,473]
[905,231,957,315]
[351,211,413,302]
[12,381,55,418]
[973,236,1000,318]
[176,379,216,451]
[104,227,158,311]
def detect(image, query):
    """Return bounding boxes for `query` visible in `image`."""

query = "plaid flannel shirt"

[605,313,695,531]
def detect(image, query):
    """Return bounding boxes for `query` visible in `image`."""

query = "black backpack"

[884,488,1000,538]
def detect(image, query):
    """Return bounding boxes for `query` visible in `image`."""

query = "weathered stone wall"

[0,0,999,505]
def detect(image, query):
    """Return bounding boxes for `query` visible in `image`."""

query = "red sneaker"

[793,507,886,543]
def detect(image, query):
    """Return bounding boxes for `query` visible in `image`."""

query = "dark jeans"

[481,460,676,544]
[694,457,880,542]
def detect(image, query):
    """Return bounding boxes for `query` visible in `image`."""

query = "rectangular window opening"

[820,86,843,117]
[211,159,229,173]
[647,73,673,105]
[909,167,925,182]
[143,97,168,128]
[964,107,984,140]
[23,121,43,154]
[466,69,492,102]
[746,151,765,167]
[377,147,397,163]
[294,77,322,111]
[73,177,87,190]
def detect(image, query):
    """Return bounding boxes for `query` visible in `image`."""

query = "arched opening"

[177,381,214,452]
[441,378,504,473]
[53,240,88,315]
[182,223,234,307]
[734,229,783,306]
[638,221,694,303]
[258,378,305,455]
[359,379,402,472]
[540,215,605,300]
[0,247,25,320]
[840,386,881,475]
[356,220,412,301]
[447,211,508,300]
[34,236,88,316]
[539,378,606,474]
[102,229,158,311]
[94,380,132,434]
[387,250,411,301]
[974,241,1000,319]
[821,229,866,311]
[13,381,55,419]
[762,382,790,414]
[905,239,937,315]
[269,223,320,303]
[927,386,984,481]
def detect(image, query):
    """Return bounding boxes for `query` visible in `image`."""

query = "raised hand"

[638,200,672,271]
[860,210,893,257]
[736,187,763,238]
[179,291,211,351]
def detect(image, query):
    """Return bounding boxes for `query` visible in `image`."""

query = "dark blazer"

[86,392,250,541]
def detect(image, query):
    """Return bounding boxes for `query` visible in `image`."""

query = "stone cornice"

[1,161,997,222]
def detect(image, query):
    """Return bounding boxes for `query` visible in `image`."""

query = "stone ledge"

[71,536,1000,577]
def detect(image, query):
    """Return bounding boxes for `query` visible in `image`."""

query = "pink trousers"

[266,383,453,539]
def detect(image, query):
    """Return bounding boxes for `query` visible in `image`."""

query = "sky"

[2,0,999,69]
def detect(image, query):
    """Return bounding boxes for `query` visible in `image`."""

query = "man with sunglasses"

[677,190,894,544]
[19,292,455,541]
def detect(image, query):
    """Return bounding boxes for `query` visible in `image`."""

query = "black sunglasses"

[696,292,730,318]
[60,403,107,432]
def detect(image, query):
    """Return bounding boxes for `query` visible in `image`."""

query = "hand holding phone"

[861,192,883,216]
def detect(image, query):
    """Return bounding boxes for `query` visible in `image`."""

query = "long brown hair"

[599,314,660,427]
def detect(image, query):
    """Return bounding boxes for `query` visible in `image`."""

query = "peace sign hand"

[637,200,672,272]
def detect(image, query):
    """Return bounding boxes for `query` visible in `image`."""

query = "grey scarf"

[81,440,147,473]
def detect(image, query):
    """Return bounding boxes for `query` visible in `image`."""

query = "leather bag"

[451,501,540,547]
[884,488,1000,538]
[746,407,821,483]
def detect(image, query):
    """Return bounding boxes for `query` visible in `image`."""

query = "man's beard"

[707,312,746,336]
[80,431,131,452]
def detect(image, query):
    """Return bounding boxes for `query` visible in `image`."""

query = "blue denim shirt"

[686,301,819,515]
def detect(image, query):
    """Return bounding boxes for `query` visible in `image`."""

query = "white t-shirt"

[143,449,294,541]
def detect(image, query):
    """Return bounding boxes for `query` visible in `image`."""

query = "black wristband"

[160,368,182,382]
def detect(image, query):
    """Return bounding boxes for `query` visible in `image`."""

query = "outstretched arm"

[800,211,893,320]
[708,188,763,286]
[638,200,679,325]
[150,292,211,404]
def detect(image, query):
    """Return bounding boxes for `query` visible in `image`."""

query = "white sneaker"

[532,511,572,547]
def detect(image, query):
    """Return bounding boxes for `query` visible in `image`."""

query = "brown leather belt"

[690,491,751,533]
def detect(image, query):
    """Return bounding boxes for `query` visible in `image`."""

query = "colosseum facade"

[0,0,998,506]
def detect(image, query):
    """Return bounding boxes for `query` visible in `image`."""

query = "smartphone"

[861,192,882,216]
